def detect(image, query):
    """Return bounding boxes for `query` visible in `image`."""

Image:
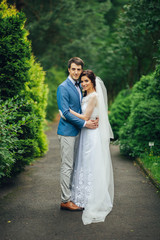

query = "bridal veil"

[82,77,114,225]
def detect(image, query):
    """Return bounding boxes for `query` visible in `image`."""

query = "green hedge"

[109,89,132,140]
[119,66,160,157]
[0,97,26,178]
[0,1,48,181]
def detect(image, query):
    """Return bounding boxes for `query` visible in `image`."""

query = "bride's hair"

[80,70,96,96]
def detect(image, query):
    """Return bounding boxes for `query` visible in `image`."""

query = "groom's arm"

[57,85,85,129]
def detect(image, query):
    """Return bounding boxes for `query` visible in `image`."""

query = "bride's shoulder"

[90,91,98,97]
[90,92,98,99]
[82,92,98,103]
[87,92,98,104]
[86,91,98,100]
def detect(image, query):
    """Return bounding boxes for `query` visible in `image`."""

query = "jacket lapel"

[67,78,81,101]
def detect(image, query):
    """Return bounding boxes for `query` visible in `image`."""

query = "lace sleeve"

[84,94,97,120]
[69,93,97,120]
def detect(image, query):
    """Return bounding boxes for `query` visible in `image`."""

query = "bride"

[70,70,114,225]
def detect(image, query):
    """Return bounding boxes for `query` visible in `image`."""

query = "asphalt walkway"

[0,122,160,240]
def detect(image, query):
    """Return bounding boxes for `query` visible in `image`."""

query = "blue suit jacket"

[57,77,85,136]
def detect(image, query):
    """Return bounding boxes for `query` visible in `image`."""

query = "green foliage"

[45,67,66,121]
[7,0,113,83]
[0,0,48,181]
[99,0,160,100]
[0,97,27,178]
[104,0,128,30]
[119,66,160,157]
[15,0,111,72]
[0,1,31,99]
[140,153,160,184]
[7,0,133,101]
[109,89,132,139]
[8,0,160,103]
[22,55,48,156]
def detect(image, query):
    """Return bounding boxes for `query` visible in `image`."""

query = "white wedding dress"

[71,89,114,225]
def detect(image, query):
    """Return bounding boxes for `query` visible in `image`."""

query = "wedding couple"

[57,57,114,225]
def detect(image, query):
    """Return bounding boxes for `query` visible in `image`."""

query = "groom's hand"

[85,118,99,129]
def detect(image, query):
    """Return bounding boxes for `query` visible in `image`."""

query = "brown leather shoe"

[60,201,83,211]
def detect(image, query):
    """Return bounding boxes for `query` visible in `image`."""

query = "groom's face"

[68,63,83,81]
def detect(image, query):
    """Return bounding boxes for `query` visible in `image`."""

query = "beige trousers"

[58,134,79,203]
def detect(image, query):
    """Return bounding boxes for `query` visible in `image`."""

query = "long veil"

[82,77,114,225]
[95,76,114,142]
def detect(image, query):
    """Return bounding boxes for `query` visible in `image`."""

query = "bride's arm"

[70,94,97,121]
[70,109,87,120]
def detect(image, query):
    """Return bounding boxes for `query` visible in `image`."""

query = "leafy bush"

[21,55,48,156]
[45,67,66,121]
[0,2,31,99]
[0,1,48,181]
[109,89,132,139]
[119,66,160,157]
[0,98,26,179]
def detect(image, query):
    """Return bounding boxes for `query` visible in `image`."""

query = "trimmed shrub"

[0,2,31,99]
[0,97,26,179]
[109,89,132,139]
[0,1,48,181]
[119,67,160,157]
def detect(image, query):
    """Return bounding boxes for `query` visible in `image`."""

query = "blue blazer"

[57,77,85,136]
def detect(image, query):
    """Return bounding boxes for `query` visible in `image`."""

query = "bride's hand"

[85,119,98,129]
[69,108,73,113]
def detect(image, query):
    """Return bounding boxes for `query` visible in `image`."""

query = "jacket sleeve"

[57,85,85,129]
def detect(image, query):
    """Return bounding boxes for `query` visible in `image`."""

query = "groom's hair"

[68,57,84,69]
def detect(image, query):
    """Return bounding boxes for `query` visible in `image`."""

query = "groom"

[57,57,98,211]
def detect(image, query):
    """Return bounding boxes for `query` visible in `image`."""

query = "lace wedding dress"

[71,90,114,225]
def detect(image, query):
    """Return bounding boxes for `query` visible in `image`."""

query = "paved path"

[0,122,160,240]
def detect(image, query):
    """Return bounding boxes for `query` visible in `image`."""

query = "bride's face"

[81,76,94,92]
